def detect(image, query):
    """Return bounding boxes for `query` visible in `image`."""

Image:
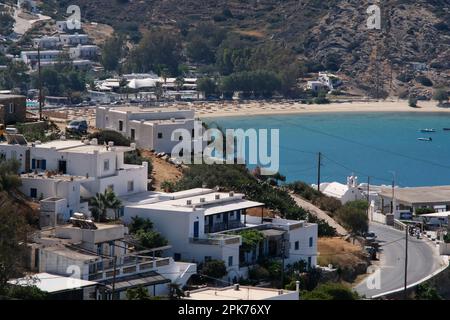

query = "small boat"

[420,129,436,133]
[443,128,450,131]
[417,137,432,141]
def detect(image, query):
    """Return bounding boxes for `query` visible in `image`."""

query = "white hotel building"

[0,138,148,220]
[96,106,201,154]
[122,188,318,280]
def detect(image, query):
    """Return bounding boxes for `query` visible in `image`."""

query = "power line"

[266,116,450,171]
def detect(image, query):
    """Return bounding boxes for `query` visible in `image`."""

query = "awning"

[102,271,170,292]
[420,212,450,218]
[260,229,285,238]
[204,200,264,216]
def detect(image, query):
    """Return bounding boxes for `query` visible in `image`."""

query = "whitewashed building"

[319,175,365,204]
[0,138,148,217]
[30,217,196,299]
[96,106,201,154]
[122,188,318,280]
[69,44,99,59]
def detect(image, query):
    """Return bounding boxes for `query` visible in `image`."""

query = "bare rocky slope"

[44,0,449,96]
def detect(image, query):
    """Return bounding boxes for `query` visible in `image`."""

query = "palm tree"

[105,189,122,220]
[89,189,122,222]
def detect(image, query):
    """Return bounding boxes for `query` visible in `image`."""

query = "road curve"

[355,223,446,298]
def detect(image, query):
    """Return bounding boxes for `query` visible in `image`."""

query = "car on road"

[364,232,377,242]
[66,120,88,134]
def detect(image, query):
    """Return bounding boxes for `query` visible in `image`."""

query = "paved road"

[355,223,445,298]
[290,193,347,235]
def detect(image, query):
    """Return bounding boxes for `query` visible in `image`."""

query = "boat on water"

[417,137,433,141]
[443,128,450,131]
[420,128,436,133]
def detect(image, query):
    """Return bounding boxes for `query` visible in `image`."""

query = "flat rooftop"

[185,286,297,300]
[99,106,191,114]
[0,94,26,99]
[127,190,264,216]
[379,186,450,204]
[42,246,99,261]
[9,273,97,293]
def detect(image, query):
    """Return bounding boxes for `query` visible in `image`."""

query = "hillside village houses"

[25,214,196,299]
[0,137,148,221]
[0,132,318,285]
[122,188,318,280]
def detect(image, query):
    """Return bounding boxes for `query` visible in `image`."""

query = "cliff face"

[49,0,449,96]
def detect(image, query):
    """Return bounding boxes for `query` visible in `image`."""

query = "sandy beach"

[195,100,450,119]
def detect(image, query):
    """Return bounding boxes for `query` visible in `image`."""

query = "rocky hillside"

[44,0,449,97]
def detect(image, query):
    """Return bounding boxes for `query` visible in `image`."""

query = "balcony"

[88,256,172,281]
[189,234,241,246]
[204,221,244,234]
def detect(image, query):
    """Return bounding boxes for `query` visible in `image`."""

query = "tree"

[88,130,131,146]
[239,229,264,254]
[126,285,151,300]
[301,283,359,300]
[175,76,184,91]
[201,259,227,280]
[168,282,184,300]
[0,204,29,293]
[197,78,217,97]
[433,89,449,105]
[129,216,154,234]
[336,201,369,235]
[126,30,182,75]
[89,189,122,222]
[101,35,124,71]
[0,159,21,192]
[135,229,168,249]
[408,95,418,108]
[415,282,442,300]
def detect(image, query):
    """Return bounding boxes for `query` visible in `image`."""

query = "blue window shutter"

[31,159,36,169]
[41,159,47,170]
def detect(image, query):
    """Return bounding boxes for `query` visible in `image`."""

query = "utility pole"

[390,171,396,214]
[404,225,409,299]
[367,176,371,220]
[280,238,288,289]
[111,255,117,300]
[317,152,321,192]
[37,45,43,121]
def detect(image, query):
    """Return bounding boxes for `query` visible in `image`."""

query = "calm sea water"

[207,112,450,187]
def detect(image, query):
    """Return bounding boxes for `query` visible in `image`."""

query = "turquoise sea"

[208,112,450,187]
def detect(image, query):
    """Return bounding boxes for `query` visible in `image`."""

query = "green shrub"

[88,130,131,146]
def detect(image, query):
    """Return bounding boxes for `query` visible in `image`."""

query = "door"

[25,150,30,172]
[193,221,199,238]
[130,129,135,141]
[58,160,67,174]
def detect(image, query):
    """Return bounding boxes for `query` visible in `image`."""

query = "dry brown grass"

[139,150,183,191]
[318,237,366,268]
[234,29,265,38]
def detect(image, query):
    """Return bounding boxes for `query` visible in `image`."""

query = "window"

[308,256,312,267]
[157,132,163,139]
[295,241,299,250]
[8,103,14,114]
[104,159,110,171]
[30,188,37,198]
[309,237,313,247]
[174,253,181,261]
[127,181,134,192]
[118,120,123,131]
[130,128,135,141]
[228,256,233,267]
[32,159,46,170]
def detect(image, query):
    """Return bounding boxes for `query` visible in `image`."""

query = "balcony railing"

[88,256,171,281]
[204,221,244,234]
[189,234,241,246]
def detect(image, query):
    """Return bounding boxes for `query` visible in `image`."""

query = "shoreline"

[197,100,450,119]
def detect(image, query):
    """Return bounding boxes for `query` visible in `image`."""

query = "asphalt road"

[355,223,443,298]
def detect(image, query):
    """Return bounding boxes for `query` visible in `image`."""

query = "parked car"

[66,120,88,134]
[363,232,377,242]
